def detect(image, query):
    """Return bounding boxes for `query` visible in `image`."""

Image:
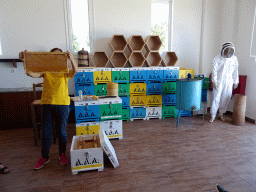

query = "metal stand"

[176,109,204,127]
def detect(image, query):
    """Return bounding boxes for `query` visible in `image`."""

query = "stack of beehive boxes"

[74,68,201,122]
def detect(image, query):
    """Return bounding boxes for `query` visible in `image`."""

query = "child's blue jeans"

[41,105,70,159]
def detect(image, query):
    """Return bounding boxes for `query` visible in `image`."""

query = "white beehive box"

[70,129,119,175]
[100,120,123,139]
[146,107,162,120]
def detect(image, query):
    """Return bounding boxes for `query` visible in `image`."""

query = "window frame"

[63,0,95,54]
[151,0,173,51]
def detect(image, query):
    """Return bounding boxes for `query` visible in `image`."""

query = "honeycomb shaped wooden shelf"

[146,52,162,67]
[128,35,145,52]
[91,52,109,67]
[110,52,128,68]
[142,44,150,59]
[129,52,145,67]
[124,44,132,59]
[162,52,178,66]
[109,35,127,52]
[145,35,162,51]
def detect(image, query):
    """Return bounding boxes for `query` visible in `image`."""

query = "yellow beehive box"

[179,68,194,78]
[130,95,147,108]
[23,51,68,73]
[130,83,146,96]
[76,122,100,135]
[146,95,162,107]
[93,68,111,85]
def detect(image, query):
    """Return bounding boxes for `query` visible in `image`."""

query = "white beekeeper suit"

[209,42,239,123]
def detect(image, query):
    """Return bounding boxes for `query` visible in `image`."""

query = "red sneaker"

[59,153,69,165]
[34,157,50,170]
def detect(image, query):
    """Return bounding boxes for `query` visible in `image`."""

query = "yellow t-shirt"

[41,72,72,105]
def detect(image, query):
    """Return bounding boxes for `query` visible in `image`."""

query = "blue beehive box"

[74,69,94,85]
[120,96,130,109]
[146,67,163,83]
[146,82,162,95]
[177,109,192,117]
[162,94,176,106]
[130,107,146,119]
[74,100,100,123]
[130,68,147,83]
[163,67,179,82]
[75,84,94,96]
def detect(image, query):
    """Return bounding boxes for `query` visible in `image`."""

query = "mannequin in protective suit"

[209,42,239,123]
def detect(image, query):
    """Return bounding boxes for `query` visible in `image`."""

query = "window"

[69,0,91,52]
[151,0,172,53]
[250,5,256,58]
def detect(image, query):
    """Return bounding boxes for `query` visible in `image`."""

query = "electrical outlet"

[11,69,16,73]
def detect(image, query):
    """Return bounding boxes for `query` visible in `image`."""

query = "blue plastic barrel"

[175,78,203,111]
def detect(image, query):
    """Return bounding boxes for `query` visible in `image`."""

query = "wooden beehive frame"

[110,52,127,68]
[75,135,98,150]
[23,51,68,73]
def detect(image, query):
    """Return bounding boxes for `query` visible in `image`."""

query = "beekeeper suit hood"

[209,42,239,123]
[221,42,235,58]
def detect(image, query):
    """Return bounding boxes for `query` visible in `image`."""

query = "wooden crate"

[23,51,68,73]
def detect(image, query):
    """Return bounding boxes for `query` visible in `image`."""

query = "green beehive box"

[162,106,177,119]
[99,97,122,121]
[94,84,107,96]
[162,82,176,95]
[201,77,209,90]
[122,108,130,121]
[118,83,130,96]
[112,68,130,84]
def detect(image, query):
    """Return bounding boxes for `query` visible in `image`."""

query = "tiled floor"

[1,115,256,192]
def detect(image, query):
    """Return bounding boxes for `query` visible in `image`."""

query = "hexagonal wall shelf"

[129,52,145,67]
[146,52,162,67]
[128,35,145,52]
[124,44,132,59]
[162,52,178,66]
[142,44,150,59]
[110,52,128,68]
[145,35,162,51]
[91,52,109,67]
[109,35,127,52]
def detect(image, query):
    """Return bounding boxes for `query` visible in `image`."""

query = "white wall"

[172,0,203,75]
[233,0,256,120]
[92,0,151,58]
[0,0,68,89]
